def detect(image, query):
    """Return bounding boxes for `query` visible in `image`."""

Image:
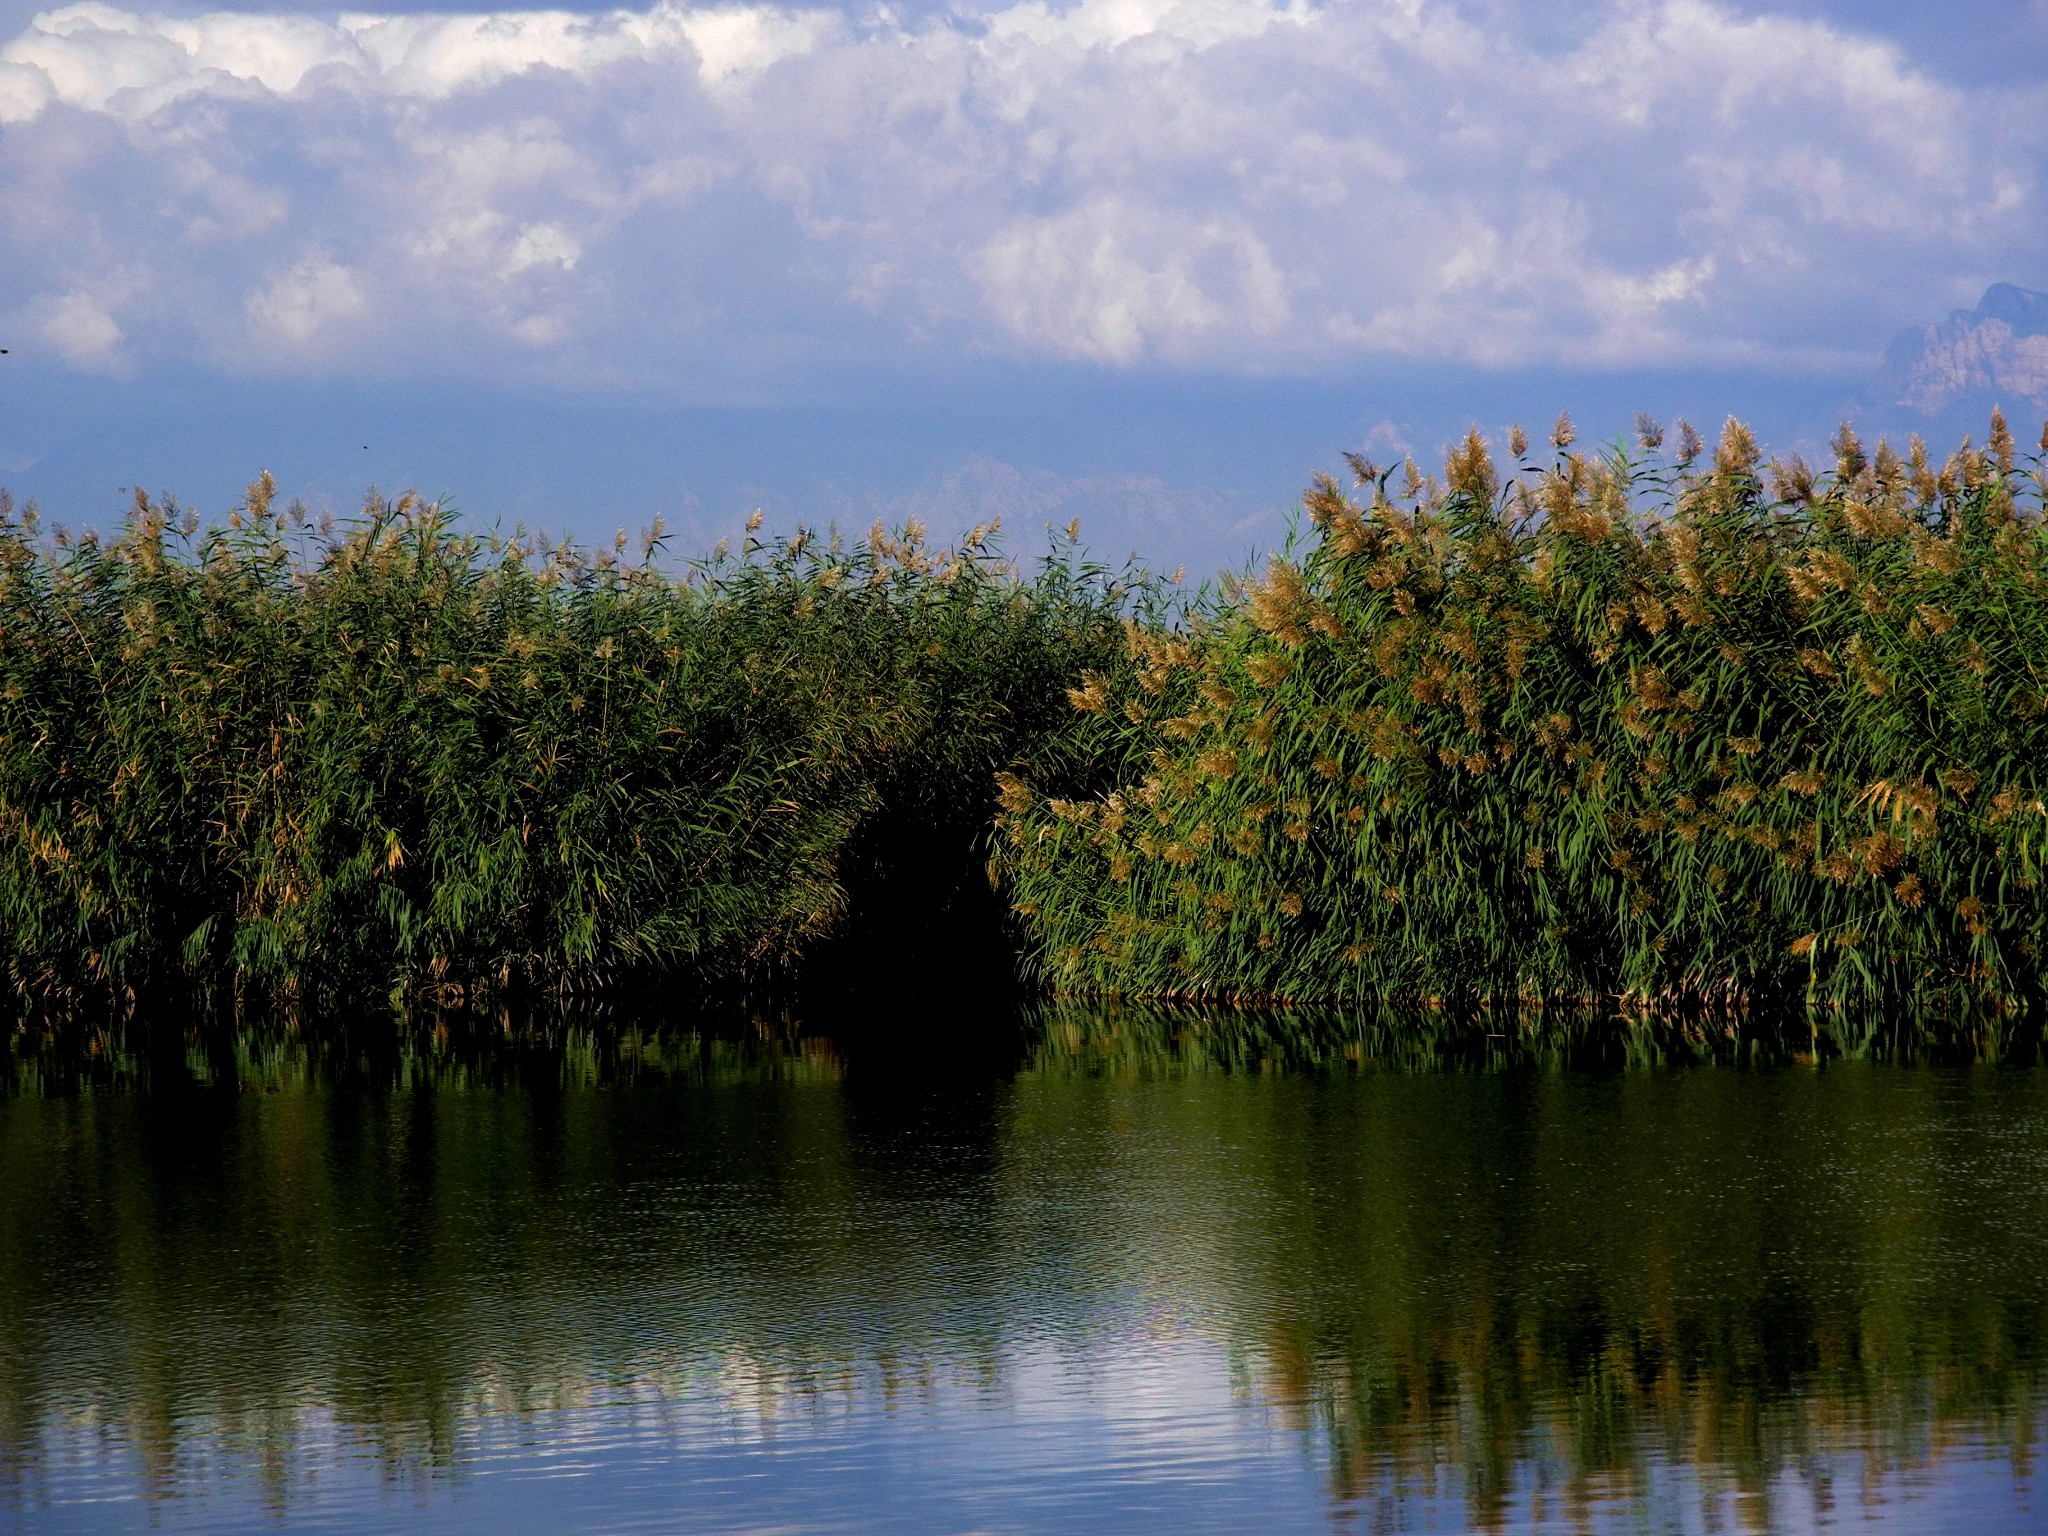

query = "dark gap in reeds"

[0,481,1151,1017]
[9,407,2048,1027]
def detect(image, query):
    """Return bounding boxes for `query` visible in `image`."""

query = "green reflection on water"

[1025,1007,2048,1521]
[2,1009,2044,1531]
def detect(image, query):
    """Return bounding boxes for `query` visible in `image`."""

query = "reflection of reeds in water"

[1250,1305,2043,1528]
[3,1024,2045,1528]
[3,1009,849,1095]
[1020,1010,2048,1527]
[1000,413,2048,1013]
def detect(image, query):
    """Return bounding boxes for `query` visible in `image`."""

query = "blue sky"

[2,0,2044,570]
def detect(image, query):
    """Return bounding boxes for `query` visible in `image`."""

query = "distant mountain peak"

[1874,283,2048,415]
[1974,282,2048,337]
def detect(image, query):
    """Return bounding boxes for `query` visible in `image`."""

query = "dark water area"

[1,1010,2045,1534]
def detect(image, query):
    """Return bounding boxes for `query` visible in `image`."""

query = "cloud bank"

[1,0,2039,387]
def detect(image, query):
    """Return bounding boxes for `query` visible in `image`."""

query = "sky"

[1,0,2044,570]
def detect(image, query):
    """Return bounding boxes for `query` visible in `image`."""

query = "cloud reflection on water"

[0,1011,2043,1532]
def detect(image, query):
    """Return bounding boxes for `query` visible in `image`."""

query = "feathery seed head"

[1247,559,1311,646]
[1833,423,1867,482]
[995,772,1034,817]
[1245,652,1292,688]
[1446,427,1499,505]
[1066,672,1110,714]
[1771,456,1815,505]
[1716,418,1760,479]
[1990,408,2015,475]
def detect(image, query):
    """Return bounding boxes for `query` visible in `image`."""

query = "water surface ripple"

[1,1017,2043,1533]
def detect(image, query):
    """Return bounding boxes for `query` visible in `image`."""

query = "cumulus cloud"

[37,288,125,369]
[977,200,1288,363]
[0,0,2038,384]
[246,256,366,348]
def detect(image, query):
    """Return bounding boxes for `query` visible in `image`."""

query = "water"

[2,1013,2044,1533]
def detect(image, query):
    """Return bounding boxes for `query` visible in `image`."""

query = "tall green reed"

[998,412,2048,1014]
[0,480,1141,1009]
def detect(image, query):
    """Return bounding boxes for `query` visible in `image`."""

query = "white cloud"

[983,0,1313,52]
[246,257,366,347]
[506,222,583,275]
[0,4,348,116]
[0,57,55,119]
[0,0,833,115]
[37,289,125,369]
[977,200,1287,363]
[0,0,2037,384]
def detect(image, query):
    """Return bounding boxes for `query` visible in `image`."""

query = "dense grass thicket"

[0,480,1140,1008]
[10,408,2048,1020]
[998,412,2048,1014]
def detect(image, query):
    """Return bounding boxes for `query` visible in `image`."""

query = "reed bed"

[997,412,2048,1013]
[0,480,1141,1008]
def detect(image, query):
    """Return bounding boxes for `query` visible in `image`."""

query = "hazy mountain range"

[1873,283,2048,418]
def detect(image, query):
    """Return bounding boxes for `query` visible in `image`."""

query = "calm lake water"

[1,1010,2044,1534]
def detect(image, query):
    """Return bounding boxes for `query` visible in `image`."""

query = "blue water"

[2,1017,2043,1533]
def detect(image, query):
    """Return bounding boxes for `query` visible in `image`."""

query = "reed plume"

[997,413,2048,1015]
[0,485,1142,1009]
